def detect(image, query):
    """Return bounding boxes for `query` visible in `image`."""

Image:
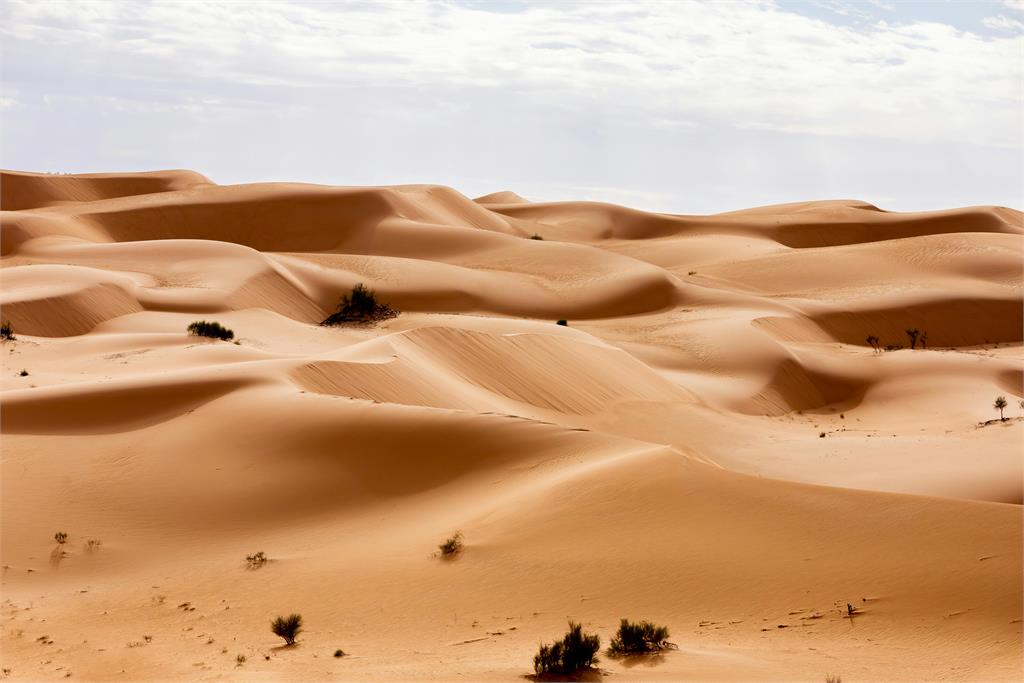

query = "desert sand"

[0,169,1021,682]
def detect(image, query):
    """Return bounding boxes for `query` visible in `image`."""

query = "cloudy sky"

[2,0,1022,213]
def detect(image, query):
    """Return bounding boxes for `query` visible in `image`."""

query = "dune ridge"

[1,169,1020,682]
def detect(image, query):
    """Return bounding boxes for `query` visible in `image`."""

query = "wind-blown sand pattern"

[1,169,1021,681]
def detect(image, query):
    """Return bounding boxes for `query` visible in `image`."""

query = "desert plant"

[556,319,568,326]
[322,283,399,326]
[607,618,670,655]
[85,539,102,552]
[271,613,303,646]
[246,551,268,568]
[187,320,234,341]
[235,654,246,666]
[905,328,920,349]
[530,233,544,240]
[533,621,600,676]
[1019,399,1024,416]
[18,370,28,377]
[54,532,67,545]
[334,649,345,657]
[1,321,14,341]
[439,531,463,557]
[825,675,842,683]
[994,395,1008,421]
[865,335,879,352]
[919,331,928,349]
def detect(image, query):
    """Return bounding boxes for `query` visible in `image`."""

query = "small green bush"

[187,320,234,341]
[533,621,600,676]
[1,321,14,341]
[439,531,463,557]
[322,283,399,326]
[271,613,303,646]
[607,618,670,655]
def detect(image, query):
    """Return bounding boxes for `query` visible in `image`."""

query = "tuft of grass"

[607,619,670,656]
[187,320,234,341]
[1,321,15,341]
[825,675,842,683]
[54,532,68,545]
[18,370,28,377]
[271,613,303,646]
[533,621,600,676]
[322,283,399,326]
[530,233,544,240]
[438,531,464,558]
[246,551,268,569]
[235,654,246,666]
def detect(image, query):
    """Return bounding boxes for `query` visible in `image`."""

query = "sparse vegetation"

[556,319,568,326]
[865,335,879,352]
[607,618,670,655]
[994,395,1008,421]
[236,654,246,666]
[825,675,842,683]
[884,344,903,352]
[439,531,464,557]
[533,621,601,677]
[530,233,544,240]
[322,283,399,326]
[905,328,920,349]
[1,321,14,341]
[85,539,102,552]
[819,432,826,438]
[54,532,68,545]
[246,551,268,568]
[271,613,303,646]
[334,649,345,658]
[18,369,28,377]
[187,320,234,341]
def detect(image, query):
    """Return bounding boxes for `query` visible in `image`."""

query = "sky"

[1,0,1022,214]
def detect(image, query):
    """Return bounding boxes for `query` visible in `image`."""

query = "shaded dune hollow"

[0,169,1021,683]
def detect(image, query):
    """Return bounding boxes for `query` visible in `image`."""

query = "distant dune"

[1,169,1021,682]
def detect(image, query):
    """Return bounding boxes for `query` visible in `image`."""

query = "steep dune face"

[1,170,1021,682]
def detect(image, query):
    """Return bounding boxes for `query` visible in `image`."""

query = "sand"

[1,169,1021,682]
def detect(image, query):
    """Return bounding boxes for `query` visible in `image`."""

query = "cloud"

[983,14,1024,31]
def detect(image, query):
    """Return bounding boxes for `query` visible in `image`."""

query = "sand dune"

[1,169,1020,682]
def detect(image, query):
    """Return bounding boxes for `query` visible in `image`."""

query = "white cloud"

[983,14,1024,31]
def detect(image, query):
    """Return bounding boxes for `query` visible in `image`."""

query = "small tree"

[0,321,14,341]
[533,621,600,676]
[865,335,879,352]
[607,618,670,655]
[905,328,920,349]
[919,331,928,349]
[54,532,68,544]
[994,396,1008,421]
[271,613,303,646]
[187,320,234,341]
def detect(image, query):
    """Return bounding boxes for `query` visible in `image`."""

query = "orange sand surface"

[1,169,1021,681]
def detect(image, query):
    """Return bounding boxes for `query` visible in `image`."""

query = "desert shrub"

[556,319,568,326]
[439,531,463,557]
[334,649,345,657]
[530,233,544,240]
[235,654,246,666]
[322,283,399,326]
[18,370,28,377]
[865,335,879,351]
[85,539,102,552]
[994,395,1008,420]
[246,551,268,568]
[825,675,842,683]
[1,321,14,341]
[271,613,303,646]
[607,618,670,655]
[905,328,920,349]
[54,532,68,545]
[533,621,600,676]
[818,432,826,438]
[187,320,234,341]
